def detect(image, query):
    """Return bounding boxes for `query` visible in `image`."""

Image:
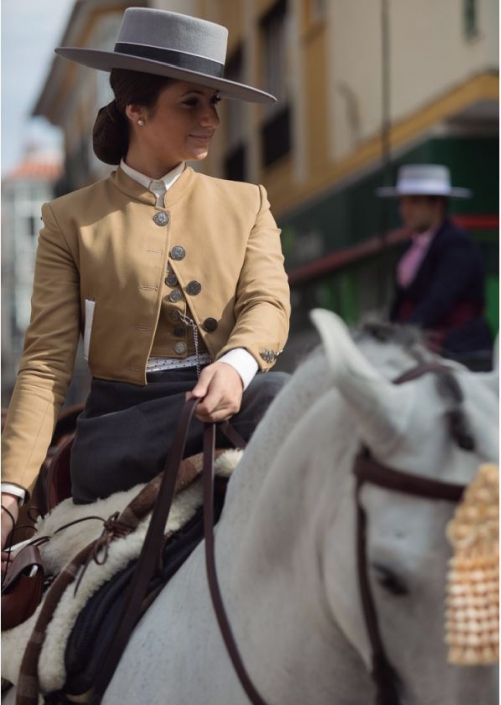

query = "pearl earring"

[138,119,145,126]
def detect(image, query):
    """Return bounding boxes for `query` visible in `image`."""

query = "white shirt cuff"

[218,348,259,391]
[1,483,27,506]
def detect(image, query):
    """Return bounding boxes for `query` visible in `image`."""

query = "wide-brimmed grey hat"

[55,7,276,104]
[376,164,471,198]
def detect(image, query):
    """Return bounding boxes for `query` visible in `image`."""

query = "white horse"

[4,311,498,705]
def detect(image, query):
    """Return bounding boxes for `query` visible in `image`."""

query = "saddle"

[2,429,210,632]
[2,403,246,705]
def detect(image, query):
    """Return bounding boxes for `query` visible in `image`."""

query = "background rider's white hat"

[376,164,472,198]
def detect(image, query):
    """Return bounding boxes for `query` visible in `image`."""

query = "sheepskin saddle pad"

[2,449,243,697]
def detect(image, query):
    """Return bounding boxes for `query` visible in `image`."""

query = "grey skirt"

[70,367,288,504]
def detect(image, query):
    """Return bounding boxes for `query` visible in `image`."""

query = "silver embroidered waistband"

[146,353,212,373]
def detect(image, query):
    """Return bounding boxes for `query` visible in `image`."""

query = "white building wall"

[1,174,59,398]
[328,0,498,162]
[390,0,497,119]
[483,0,499,66]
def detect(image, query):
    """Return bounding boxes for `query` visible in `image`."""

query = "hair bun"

[92,100,128,165]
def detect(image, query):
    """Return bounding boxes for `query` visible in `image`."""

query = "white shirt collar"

[120,159,186,191]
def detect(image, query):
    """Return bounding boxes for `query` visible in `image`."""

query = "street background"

[1,0,499,405]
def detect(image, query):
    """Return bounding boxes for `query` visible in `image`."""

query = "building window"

[224,46,247,181]
[463,0,479,40]
[28,215,37,238]
[260,0,292,167]
[261,106,292,168]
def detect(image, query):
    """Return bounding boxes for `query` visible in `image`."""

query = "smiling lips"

[190,133,213,143]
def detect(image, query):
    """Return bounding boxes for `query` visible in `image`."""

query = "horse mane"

[351,316,428,353]
[351,316,475,451]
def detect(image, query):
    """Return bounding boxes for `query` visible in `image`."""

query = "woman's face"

[125,80,221,176]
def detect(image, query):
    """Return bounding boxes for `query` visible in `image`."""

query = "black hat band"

[114,43,225,78]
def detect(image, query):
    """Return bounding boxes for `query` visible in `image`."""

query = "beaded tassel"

[445,463,499,665]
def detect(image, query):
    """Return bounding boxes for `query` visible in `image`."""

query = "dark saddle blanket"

[57,480,227,702]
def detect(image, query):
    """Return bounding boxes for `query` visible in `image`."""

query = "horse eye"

[372,563,408,596]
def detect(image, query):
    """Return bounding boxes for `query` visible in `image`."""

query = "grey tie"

[149,179,167,207]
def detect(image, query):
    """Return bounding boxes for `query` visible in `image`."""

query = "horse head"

[311,309,498,705]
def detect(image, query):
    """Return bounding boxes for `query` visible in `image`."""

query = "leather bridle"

[352,360,468,705]
[89,359,472,705]
[353,449,465,705]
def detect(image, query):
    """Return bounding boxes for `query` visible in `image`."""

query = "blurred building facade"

[1,146,62,404]
[31,0,499,366]
[197,0,499,359]
[33,0,149,194]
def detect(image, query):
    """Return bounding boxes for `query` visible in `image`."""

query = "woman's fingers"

[185,362,243,422]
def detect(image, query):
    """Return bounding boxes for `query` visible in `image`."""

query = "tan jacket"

[2,166,290,492]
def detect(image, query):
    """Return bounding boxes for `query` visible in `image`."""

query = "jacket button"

[203,317,218,332]
[174,341,187,354]
[173,325,186,337]
[165,272,178,287]
[170,245,185,260]
[170,309,181,322]
[169,289,182,303]
[185,280,201,296]
[153,212,169,226]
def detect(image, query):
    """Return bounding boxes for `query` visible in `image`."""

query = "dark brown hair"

[93,69,174,165]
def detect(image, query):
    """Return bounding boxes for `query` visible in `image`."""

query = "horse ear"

[309,308,383,384]
[309,309,412,455]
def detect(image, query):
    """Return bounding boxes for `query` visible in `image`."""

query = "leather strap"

[392,360,452,386]
[219,420,248,450]
[90,403,252,704]
[91,397,202,703]
[353,451,465,503]
[203,424,270,704]
[355,484,400,705]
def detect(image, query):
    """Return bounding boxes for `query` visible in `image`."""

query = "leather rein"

[89,399,271,705]
[91,360,469,705]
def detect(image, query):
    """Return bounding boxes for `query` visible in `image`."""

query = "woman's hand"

[2,492,19,573]
[186,362,244,423]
